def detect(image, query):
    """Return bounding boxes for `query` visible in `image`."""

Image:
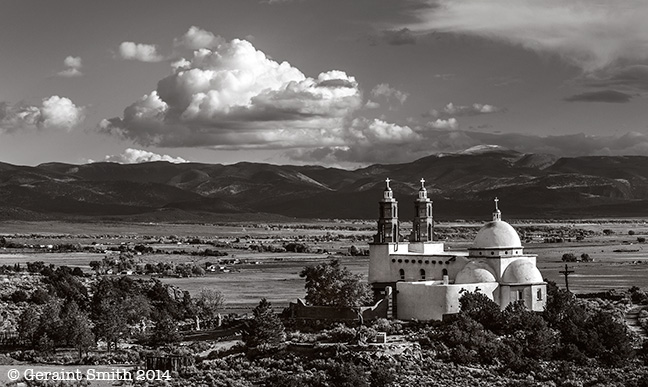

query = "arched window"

[420,269,426,280]
[442,268,448,276]
[427,224,432,240]
[399,269,405,280]
[537,288,542,301]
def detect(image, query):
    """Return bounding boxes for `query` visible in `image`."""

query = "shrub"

[562,253,578,262]
[11,289,30,303]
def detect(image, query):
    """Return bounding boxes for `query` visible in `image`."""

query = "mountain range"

[1,148,648,221]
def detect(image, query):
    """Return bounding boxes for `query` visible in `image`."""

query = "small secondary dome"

[501,260,543,284]
[455,261,497,284]
[472,221,522,249]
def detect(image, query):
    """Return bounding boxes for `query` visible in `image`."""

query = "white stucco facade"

[369,179,547,321]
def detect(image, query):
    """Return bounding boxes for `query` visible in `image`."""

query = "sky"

[1,0,648,168]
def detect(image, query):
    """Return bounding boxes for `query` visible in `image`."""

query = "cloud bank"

[407,0,648,72]
[564,90,634,103]
[103,148,188,164]
[0,96,85,132]
[288,129,648,165]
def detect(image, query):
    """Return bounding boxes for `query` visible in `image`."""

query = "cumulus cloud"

[407,0,648,72]
[118,42,164,62]
[343,117,420,144]
[367,83,409,109]
[564,90,633,103]
[103,148,188,164]
[427,118,458,130]
[58,56,83,77]
[102,36,363,149]
[0,96,85,132]
[174,26,224,50]
[427,102,503,119]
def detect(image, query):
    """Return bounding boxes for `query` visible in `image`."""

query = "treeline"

[8,266,224,359]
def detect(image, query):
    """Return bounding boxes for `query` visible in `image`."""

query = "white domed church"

[368,178,546,321]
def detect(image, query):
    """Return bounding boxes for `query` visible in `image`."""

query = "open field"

[1,220,648,312]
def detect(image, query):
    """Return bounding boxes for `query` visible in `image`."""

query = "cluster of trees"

[12,267,225,357]
[190,248,228,257]
[89,257,207,277]
[89,254,136,274]
[284,242,312,253]
[562,252,593,262]
[0,263,23,274]
[430,284,634,369]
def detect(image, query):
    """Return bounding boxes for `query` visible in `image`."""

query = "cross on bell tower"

[411,178,434,242]
[374,178,399,244]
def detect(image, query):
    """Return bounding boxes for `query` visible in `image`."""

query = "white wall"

[396,282,500,321]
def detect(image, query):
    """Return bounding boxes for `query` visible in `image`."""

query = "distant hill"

[1,150,648,221]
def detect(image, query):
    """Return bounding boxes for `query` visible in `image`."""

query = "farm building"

[369,178,546,320]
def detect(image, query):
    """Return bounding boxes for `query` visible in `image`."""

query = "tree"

[37,301,64,347]
[195,288,224,328]
[458,291,503,333]
[242,298,285,348]
[299,260,373,307]
[562,253,578,262]
[90,277,151,350]
[18,308,41,347]
[27,261,45,273]
[639,237,646,243]
[348,245,361,256]
[93,299,128,351]
[502,301,555,360]
[149,312,180,346]
[580,253,592,262]
[330,362,369,387]
[62,301,95,359]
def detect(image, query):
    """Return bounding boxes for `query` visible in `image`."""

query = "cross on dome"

[420,178,426,189]
[385,177,391,190]
[492,197,502,221]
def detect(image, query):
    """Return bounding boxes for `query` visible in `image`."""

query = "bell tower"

[411,178,434,242]
[374,178,399,243]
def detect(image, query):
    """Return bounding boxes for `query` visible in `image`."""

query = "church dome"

[472,220,522,249]
[501,260,543,284]
[455,261,497,284]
